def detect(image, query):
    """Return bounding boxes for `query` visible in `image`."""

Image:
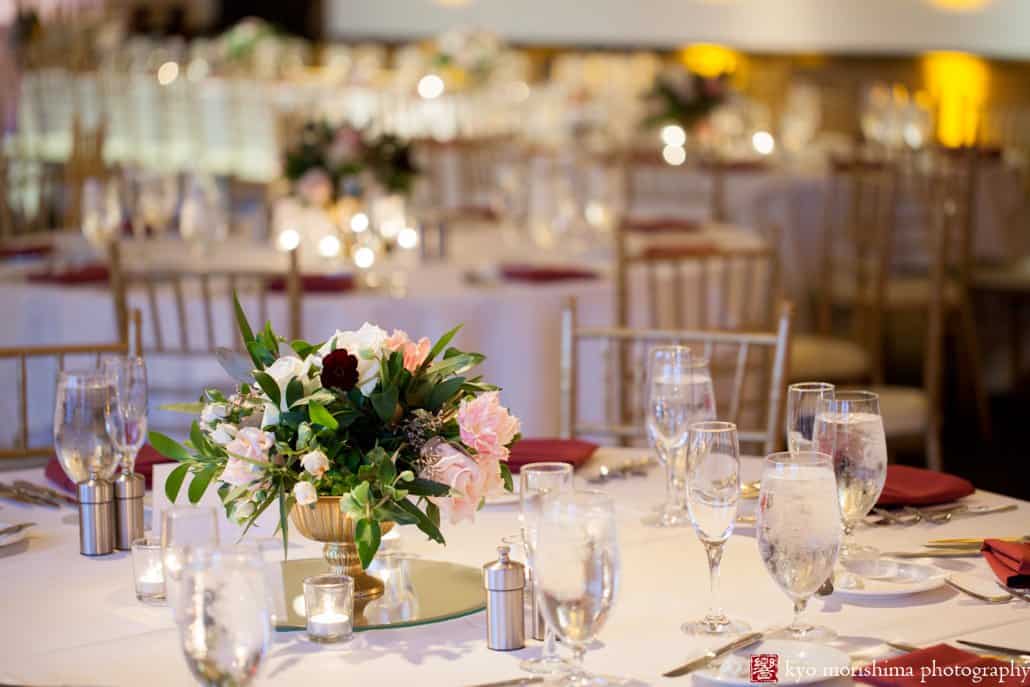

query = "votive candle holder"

[131,536,166,603]
[304,574,353,643]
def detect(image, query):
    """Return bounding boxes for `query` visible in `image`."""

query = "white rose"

[209,422,237,445]
[293,481,318,506]
[300,450,329,478]
[233,500,255,522]
[263,355,320,409]
[201,402,228,425]
[261,403,280,429]
[316,322,388,396]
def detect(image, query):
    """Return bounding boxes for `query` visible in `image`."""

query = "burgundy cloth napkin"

[499,264,599,284]
[856,644,1019,687]
[27,263,110,285]
[507,438,599,473]
[622,217,702,234]
[876,464,974,507]
[982,539,1030,589]
[266,274,356,293]
[45,444,174,493]
[0,242,53,260]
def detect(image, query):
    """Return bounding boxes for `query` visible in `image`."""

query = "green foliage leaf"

[253,371,281,408]
[188,466,217,504]
[395,499,445,544]
[308,401,339,430]
[425,500,441,529]
[189,421,213,456]
[499,462,514,492]
[425,376,465,412]
[405,477,451,498]
[351,481,370,506]
[233,291,255,347]
[278,488,290,560]
[290,340,317,358]
[371,388,399,423]
[423,324,462,368]
[285,377,304,408]
[427,352,484,379]
[355,518,381,569]
[159,401,206,415]
[246,340,276,369]
[165,463,190,502]
[149,431,193,463]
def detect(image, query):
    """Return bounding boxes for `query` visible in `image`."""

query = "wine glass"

[180,175,228,253]
[54,370,118,483]
[137,172,178,238]
[685,356,716,422]
[645,345,693,527]
[533,490,621,687]
[786,382,834,454]
[757,451,842,641]
[812,390,887,562]
[519,462,574,675]
[81,178,122,249]
[102,357,148,474]
[682,421,750,636]
[177,546,270,687]
[162,506,220,618]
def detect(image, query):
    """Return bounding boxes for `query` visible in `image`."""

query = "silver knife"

[14,480,77,506]
[958,640,1030,658]
[663,631,764,678]
[0,484,57,507]
[0,522,36,538]
[465,678,544,687]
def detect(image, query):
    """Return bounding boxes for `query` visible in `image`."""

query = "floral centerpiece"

[152,296,519,572]
[641,66,729,132]
[284,121,418,206]
[429,28,503,89]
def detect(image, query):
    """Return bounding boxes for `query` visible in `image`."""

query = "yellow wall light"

[679,43,740,78]
[922,51,988,147]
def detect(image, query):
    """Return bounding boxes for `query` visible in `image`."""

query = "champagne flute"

[534,490,621,687]
[177,546,270,687]
[54,370,118,483]
[813,390,887,562]
[683,421,749,636]
[102,356,148,474]
[685,356,717,423]
[519,462,574,675]
[757,451,842,641]
[645,345,693,527]
[786,382,834,454]
[162,506,220,617]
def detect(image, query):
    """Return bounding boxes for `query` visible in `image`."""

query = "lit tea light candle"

[307,611,351,641]
[304,574,354,643]
[132,536,167,603]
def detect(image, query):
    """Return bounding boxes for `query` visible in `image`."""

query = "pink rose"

[457,392,520,461]
[296,168,333,207]
[402,337,431,373]
[220,427,275,486]
[327,127,363,166]
[423,441,493,525]
[384,329,411,352]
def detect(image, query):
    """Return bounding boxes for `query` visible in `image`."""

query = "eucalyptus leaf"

[188,466,217,504]
[165,463,190,502]
[149,431,193,463]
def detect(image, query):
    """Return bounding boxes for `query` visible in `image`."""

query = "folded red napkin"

[0,242,53,260]
[876,464,974,507]
[499,264,599,284]
[622,217,702,234]
[45,444,175,493]
[982,539,1030,589]
[507,438,599,473]
[856,644,1019,687]
[27,263,110,285]
[266,274,356,293]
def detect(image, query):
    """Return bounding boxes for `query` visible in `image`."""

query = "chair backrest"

[560,298,793,455]
[108,243,302,356]
[63,116,109,231]
[619,152,724,226]
[0,309,140,460]
[415,137,513,222]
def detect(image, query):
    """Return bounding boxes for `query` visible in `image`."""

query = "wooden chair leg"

[926,420,943,472]
[956,295,992,439]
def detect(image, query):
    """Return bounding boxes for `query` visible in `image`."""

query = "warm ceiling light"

[679,43,739,78]
[928,0,991,12]
[417,74,445,100]
[922,51,989,147]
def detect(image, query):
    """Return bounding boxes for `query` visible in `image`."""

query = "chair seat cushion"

[791,335,871,383]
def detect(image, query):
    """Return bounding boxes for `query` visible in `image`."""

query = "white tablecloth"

[1,448,1028,686]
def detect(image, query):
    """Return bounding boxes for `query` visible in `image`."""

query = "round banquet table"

[1,447,1027,686]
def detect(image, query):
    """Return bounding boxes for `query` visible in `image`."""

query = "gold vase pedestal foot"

[323,541,385,602]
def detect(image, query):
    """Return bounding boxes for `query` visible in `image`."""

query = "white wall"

[326,0,1030,59]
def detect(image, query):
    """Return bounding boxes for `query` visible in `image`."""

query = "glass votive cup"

[131,536,166,603]
[303,574,353,643]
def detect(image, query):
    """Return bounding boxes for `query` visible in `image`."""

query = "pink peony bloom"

[457,392,520,461]
[296,168,333,207]
[220,427,275,486]
[423,441,494,525]
[384,329,411,352]
[401,337,431,373]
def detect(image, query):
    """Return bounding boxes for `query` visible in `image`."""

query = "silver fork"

[945,577,1012,603]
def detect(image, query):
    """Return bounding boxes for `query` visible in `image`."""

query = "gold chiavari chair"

[62,116,109,232]
[415,137,514,225]
[619,151,725,228]
[0,309,141,462]
[559,298,793,455]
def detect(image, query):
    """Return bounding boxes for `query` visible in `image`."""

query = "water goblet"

[162,506,220,617]
[644,345,693,527]
[54,370,118,483]
[786,382,834,454]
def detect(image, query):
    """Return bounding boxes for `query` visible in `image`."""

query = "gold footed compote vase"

[289,496,394,603]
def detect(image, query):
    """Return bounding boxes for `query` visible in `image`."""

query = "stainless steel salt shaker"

[77,473,115,556]
[114,472,145,550]
[483,545,526,650]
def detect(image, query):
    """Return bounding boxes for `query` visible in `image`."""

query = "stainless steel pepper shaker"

[77,473,115,556]
[483,545,526,650]
[114,472,145,550]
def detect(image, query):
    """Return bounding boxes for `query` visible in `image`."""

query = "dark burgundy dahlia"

[320,349,359,391]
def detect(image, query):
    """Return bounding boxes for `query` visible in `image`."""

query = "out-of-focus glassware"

[136,171,178,238]
[813,390,887,562]
[81,178,122,249]
[54,370,118,483]
[534,490,621,687]
[645,345,693,527]
[519,462,574,675]
[684,356,716,422]
[179,175,228,252]
[757,451,842,641]
[162,506,220,618]
[102,356,148,473]
[786,382,834,454]
[683,421,749,636]
[177,547,270,686]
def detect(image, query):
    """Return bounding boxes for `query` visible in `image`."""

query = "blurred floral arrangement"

[430,28,503,88]
[284,121,419,205]
[642,67,730,131]
[218,17,276,63]
[154,297,520,566]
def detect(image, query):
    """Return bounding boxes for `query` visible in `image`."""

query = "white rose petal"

[316,323,387,396]
[293,481,318,506]
[261,403,280,429]
[300,450,330,478]
[209,422,237,445]
[233,500,255,521]
[201,402,228,425]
